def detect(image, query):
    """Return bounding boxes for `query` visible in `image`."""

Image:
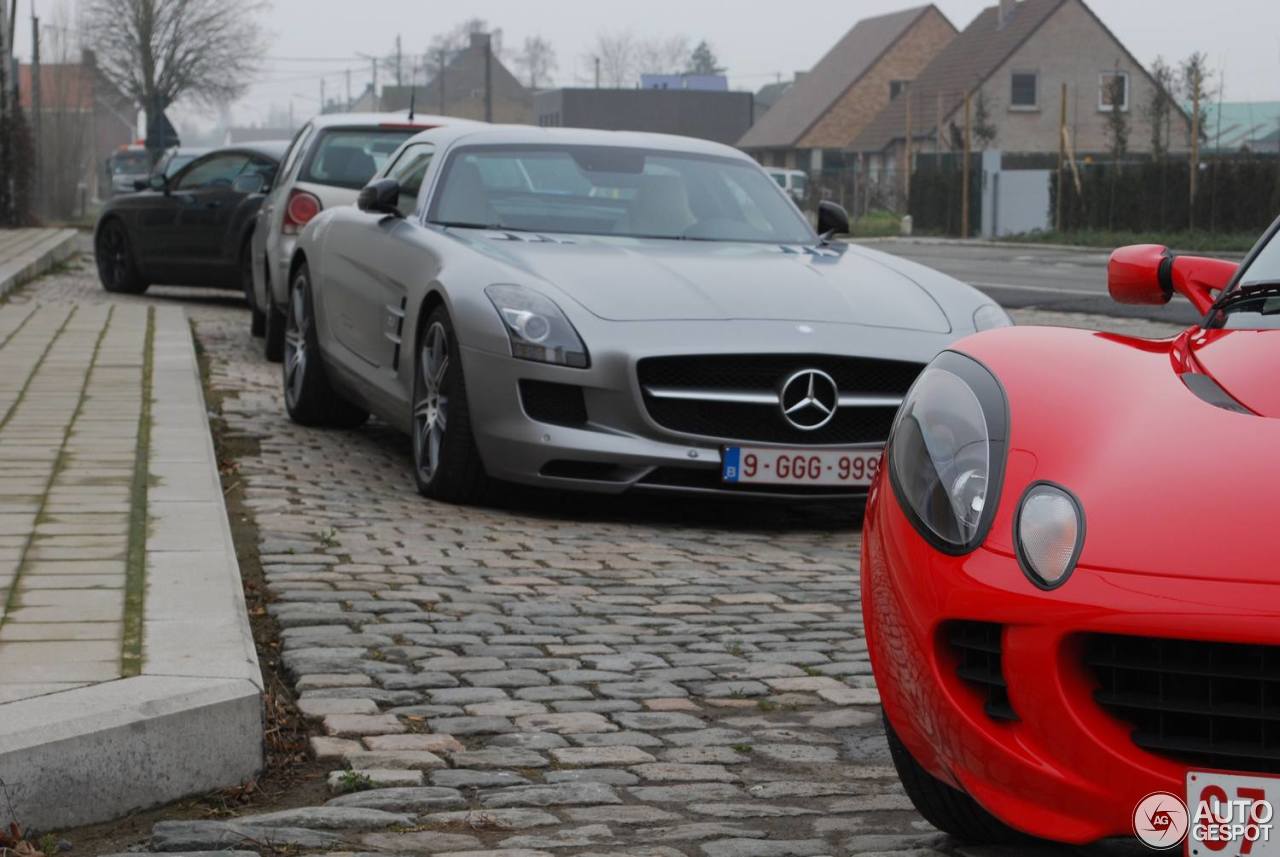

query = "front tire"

[412,308,490,504]
[243,240,265,338]
[95,219,149,294]
[282,264,368,429]
[884,713,1027,843]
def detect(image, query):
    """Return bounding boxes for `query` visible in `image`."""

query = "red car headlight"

[887,351,1009,554]
[1015,482,1085,588]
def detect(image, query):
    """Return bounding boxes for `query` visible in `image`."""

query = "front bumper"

[862,475,1280,843]
[461,343,878,500]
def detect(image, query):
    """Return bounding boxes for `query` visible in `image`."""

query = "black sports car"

[94,140,289,296]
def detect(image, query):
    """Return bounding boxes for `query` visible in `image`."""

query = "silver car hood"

[461,234,952,333]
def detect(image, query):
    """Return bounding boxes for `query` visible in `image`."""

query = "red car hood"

[958,326,1280,584]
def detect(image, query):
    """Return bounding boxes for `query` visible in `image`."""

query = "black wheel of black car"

[412,307,490,503]
[95,219,148,294]
[282,263,368,429]
[243,240,265,337]
[263,266,286,361]
[884,713,1029,844]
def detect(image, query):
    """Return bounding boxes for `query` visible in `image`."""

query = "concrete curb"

[0,229,81,300]
[0,306,263,830]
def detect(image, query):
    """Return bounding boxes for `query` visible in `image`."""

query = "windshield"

[1214,228,1280,329]
[299,128,416,190]
[164,153,199,177]
[110,151,150,175]
[429,144,816,244]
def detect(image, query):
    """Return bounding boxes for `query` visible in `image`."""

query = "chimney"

[997,0,1016,29]
[469,32,490,50]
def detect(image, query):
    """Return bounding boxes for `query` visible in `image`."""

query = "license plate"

[1186,770,1280,855]
[721,446,881,487]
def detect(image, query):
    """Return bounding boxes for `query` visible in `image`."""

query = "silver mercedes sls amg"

[284,124,1009,503]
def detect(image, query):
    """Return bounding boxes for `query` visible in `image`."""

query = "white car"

[249,112,472,359]
[765,167,808,205]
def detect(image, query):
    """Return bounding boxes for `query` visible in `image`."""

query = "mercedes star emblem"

[779,369,839,431]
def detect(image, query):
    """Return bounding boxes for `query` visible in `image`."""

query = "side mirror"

[232,173,266,195]
[817,200,850,237]
[148,174,167,193]
[1108,244,1239,315]
[358,178,403,218]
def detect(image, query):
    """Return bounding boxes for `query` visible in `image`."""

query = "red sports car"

[863,226,1280,846]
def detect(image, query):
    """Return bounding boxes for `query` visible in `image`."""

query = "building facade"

[535,88,754,146]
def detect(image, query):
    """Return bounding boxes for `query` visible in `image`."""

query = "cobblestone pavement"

[15,266,1178,856]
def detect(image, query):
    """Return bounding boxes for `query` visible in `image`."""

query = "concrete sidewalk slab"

[0,302,263,829]
[0,229,80,299]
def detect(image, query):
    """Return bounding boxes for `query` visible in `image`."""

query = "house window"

[1010,71,1038,109]
[890,80,909,99]
[1099,71,1129,112]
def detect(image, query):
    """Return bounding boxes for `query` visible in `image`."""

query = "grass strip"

[120,307,155,677]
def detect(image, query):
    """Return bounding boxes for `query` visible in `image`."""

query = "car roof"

[304,111,478,132]
[401,123,752,161]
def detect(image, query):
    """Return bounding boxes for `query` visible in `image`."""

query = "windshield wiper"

[1210,280,1280,314]
[430,220,535,233]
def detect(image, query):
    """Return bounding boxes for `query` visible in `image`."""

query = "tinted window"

[175,153,250,190]
[385,142,435,213]
[1011,72,1038,108]
[429,144,815,244]
[164,153,199,177]
[300,128,416,190]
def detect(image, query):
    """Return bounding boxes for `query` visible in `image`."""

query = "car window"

[429,144,815,244]
[385,142,435,213]
[299,128,417,190]
[164,153,199,177]
[175,153,250,191]
[241,156,278,185]
[279,124,313,184]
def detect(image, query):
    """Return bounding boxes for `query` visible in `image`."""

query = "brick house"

[852,0,1192,181]
[19,50,136,211]
[737,5,957,174]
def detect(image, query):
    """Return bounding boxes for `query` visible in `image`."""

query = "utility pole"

[483,35,492,122]
[30,10,38,215]
[395,35,403,86]
[437,49,446,115]
[935,91,943,168]
[370,57,378,111]
[961,92,972,239]
[320,77,326,114]
[1190,65,1200,232]
[1056,82,1067,232]
[594,56,600,89]
[902,83,912,212]
[345,68,351,111]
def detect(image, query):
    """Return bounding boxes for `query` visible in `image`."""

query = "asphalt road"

[855,238,1232,326]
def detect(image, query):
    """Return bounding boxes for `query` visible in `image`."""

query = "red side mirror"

[1108,244,1171,306]
[1108,244,1239,315]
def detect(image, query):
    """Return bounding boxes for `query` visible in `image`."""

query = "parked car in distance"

[250,112,470,353]
[281,124,1009,505]
[765,167,808,204]
[863,229,1277,845]
[93,140,289,296]
[105,144,152,196]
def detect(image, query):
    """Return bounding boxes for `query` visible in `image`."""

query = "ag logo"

[1133,791,1189,849]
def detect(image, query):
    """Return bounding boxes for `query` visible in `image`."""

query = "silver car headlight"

[887,351,1009,553]
[973,303,1013,331]
[485,284,589,368]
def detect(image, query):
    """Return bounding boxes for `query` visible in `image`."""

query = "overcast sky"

[10,0,1280,128]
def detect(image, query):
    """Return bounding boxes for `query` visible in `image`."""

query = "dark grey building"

[534,88,754,145]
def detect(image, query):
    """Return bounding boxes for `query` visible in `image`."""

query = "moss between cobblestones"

[120,306,154,677]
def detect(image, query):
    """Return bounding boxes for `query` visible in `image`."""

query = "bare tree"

[590,31,636,88]
[1145,56,1175,160]
[685,40,723,76]
[635,35,689,75]
[515,35,557,90]
[972,91,996,149]
[1103,72,1130,160]
[428,18,505,66]
[83,0,265,121]
[1179,51,1213,144]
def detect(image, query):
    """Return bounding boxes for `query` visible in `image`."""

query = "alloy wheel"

[284,276,309,409]
[98,223,129,288]
[414,321,450,483]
